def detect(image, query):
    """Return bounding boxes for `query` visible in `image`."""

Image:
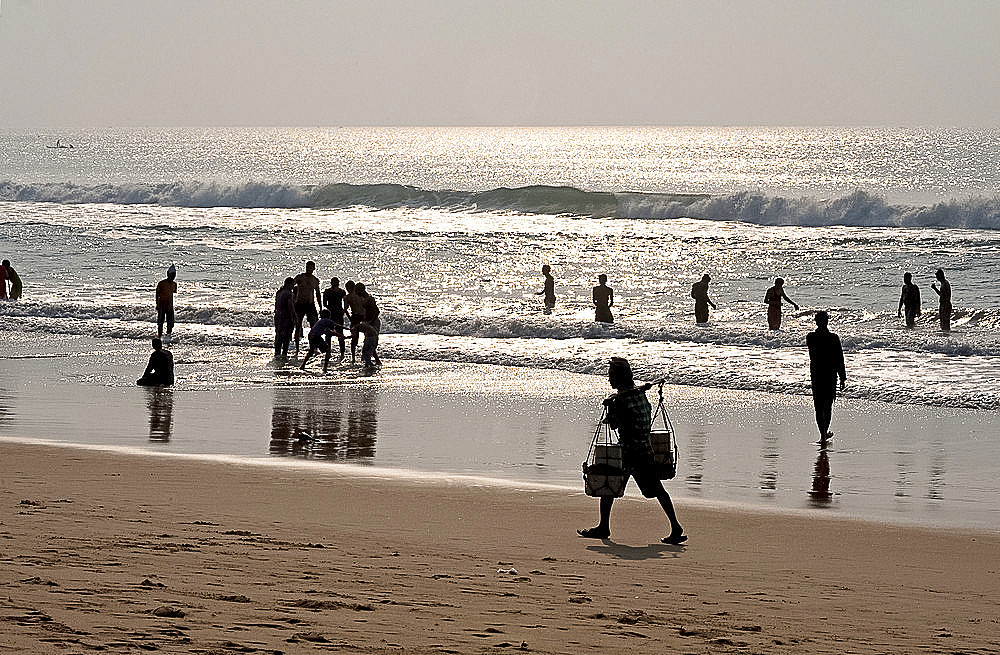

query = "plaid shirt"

[606,386,654,466]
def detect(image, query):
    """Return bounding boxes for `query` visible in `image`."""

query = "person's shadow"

[585,541,686,560]
[146,387,174,442]
[808,441,833,506]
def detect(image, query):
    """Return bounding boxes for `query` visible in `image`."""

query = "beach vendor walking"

[578,357,686,545]
[807,311,846,443]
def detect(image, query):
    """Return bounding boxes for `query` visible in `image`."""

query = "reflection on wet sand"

[145,387,174,442]
[269,385,377,461]
[808,444,833,506]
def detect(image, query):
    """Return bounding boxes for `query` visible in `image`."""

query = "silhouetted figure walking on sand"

[536,265,556,314]
[155,264,178,339]
[136,338,174,387]
[807,311,846,444]
[577,357,686,545]
[2,260,21,300]
[897,272,921,328]
[931,268,952,332]
[764,277,798,330]
[691,274,717,324]
[593,274,614,323]
[274,277,296,363]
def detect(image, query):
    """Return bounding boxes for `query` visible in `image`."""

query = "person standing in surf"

[323,277,348,362]
[897,272,921,328]
[578,357,686,545]
[155,264,178,339]
[274,277,296,363]
[592,274,614,323]
[2,260,22,300]
[807,311,846,444]
[931,268,952,332]
[343,279,366,363]
[536,264,556,314]
[764,277,798,330]
[691,273,717,324]
[293,260,323,350]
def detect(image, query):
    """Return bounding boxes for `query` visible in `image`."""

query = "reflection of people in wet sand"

[578,357,686,545]
[145,387,174,442]
[808,445,832,502]
[807,311,846,444]
[763,277,798,330]
[300,309,339,372]
[274,277,296,363]
[323,277,348,361]
[155,264,177,339]
[931,268,952,332]
[269,386,378,460]
[691,274,717,324]
[897,272,921,328]
[592,274,614,323]
[136,338,174,387]
[293,260,322,347]
[536,265,556,314]
[2,260,21,300]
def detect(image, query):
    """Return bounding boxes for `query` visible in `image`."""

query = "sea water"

[2,126,999,529]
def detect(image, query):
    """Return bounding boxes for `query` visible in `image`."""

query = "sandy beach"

[2,441,1000,654]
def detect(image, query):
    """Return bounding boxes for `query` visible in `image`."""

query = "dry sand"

[2,442,999,654]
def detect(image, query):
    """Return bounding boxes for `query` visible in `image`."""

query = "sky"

[1,0,998,128]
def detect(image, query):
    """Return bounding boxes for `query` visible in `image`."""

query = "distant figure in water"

[763,277,798,330]
[0,258,6,300]
[691,274,717,324]
[807,311,846,444]
[323,277,347,361]
[897,272,921,328]
[155,264,178,339]
[536,264,556,314]
[137,338,174,386]
[300,309,339,373]
[2,260,22,300]
[931,268,952,332]
[578,357,686,545]
[274,277,296,363]
[592,274,614,323]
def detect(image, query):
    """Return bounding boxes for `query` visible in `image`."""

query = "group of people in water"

[0,259,23,301]
[273,260,382,373]
[539,265,957,332]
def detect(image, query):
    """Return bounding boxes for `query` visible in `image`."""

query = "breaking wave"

[3,180,999,229]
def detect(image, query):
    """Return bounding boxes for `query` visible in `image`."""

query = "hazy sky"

[2,0,998,127]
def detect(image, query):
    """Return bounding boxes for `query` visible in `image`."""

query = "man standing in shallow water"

[807,311,846,444]
[691,273,717,324]
[293,260,322,348]
[155,264,177,339]
[931,268,952,332]
[897,272,921,328]
[763,277,798,330]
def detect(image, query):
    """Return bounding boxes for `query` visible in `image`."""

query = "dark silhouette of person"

[536,264,555,314]
[274,277,296,363]
[155,264,177,339]
[578,357,686,545]
[136,338,174,387]
[343,279,366,363]
[355,283,382,368]
[592,274,614,323]
[764,277,798,330]
[931,268,952,332]
[806,311,846,444]
[323,277,348,361]
[691,274,717,324]
[1,260,20,300]
[0,259,6,300]
[293,260,322,348]
[300,309,339,372]
[897,272,921,328]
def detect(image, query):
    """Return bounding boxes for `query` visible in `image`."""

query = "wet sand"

[3,441,1000,654]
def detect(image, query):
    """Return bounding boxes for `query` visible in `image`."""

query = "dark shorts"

[622,452,664,498]
[308,334,330,353]
[295,302,318,326]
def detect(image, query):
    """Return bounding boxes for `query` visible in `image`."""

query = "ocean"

[2,126,999,529]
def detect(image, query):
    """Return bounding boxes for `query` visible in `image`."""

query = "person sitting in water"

[299,309,339,372]
[136,338,174,387]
